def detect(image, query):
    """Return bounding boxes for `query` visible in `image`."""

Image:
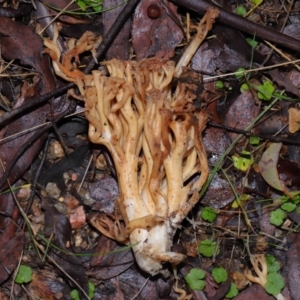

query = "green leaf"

[266,254,280,273]
[270,208,286,226]
[240,83,250,93]
[89,281,95,299]
[184,268,206,290]
[226,283,239,298]
[235,67,246,79]
[265,273,285,295]
[215,80,224,89]
[281,202,296,212]
[232,150,253,171]
[249,136,260,145]
[198,239,220,257]
[211,267,228,283]
[246,37,258,49]
[201,206,217,222]
[76,0,87,11]
[15,265,33,284]
[280,191,300,205]
[70,289,80,300]
[75,0,103,12]
[236,5,247,16]
[231,193,249,208]
[257,81,275,100]
[252,0,263,5]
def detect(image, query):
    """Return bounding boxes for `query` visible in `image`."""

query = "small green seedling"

[266,254,280,273]
[70,289,80,300]
[185,268,206,290]
[236,5,247,16]
[232,193,249,208]
[198,239,220,257]
[246,37,258,49]
[211,267,228,283]
[88,282,95,299]
[70,281,95,300]
[252,0,263,5]
[281,202,296,212]
[270,208,286,226]
[257,81,275,101]
[265,273,285,296]
[201,206,217,222]
[249,136,260,145]
[240,83,250,93]
[280,192,300,213]
[265,255,285,296]
[235,67,246,80]
[215,80,224,89]
[246,254,285,297]
[15,265,33,284]
[226,283,239,298]
[76,0,103,12]
[232,150,253,171]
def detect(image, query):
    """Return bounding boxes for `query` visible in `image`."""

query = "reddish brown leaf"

[132,0,183,60]
[29,270,70,300]
[0,231,24,284]
[0,17,56,190]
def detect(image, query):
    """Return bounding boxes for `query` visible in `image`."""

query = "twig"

[0,0,139,128]
[170,0,300,52]
[207,122,300,145]
[0,100,76,190]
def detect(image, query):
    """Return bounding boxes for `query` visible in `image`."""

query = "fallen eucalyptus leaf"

[258,143,290,196]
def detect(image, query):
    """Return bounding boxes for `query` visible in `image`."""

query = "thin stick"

[0,0,139,127]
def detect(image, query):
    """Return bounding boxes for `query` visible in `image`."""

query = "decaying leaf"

[258,143,290,196]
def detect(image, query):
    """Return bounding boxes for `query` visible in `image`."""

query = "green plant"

[240,82,250,93]
[281,202,296,212]
[70,289,80,300]
[266,254,280,273]
[215,80,224,89]
[249,136,260,145]
[75,0,103,12]
[245,254,285,299]
[270,208,286,226]
[279,192,300,213]
[71,281,95,300]
[201,206,217,222]
[15,265,33,284]
[226,283,239,298]
[211,267,228,283]
[232,150,253,171]
[236,5,247,16]
[198,239,220,257]
[264,273,285,296]
[184,268,206,290]
[231,193,249,208]
[252,0,263,5]
[257,80,275,101]
[235,67,246,79]
[246,37,258,49]
[88,282,95,299]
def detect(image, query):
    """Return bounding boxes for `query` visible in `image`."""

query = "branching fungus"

[44,9,219,276]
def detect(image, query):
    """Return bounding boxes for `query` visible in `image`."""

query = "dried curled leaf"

[258,143,290,196]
